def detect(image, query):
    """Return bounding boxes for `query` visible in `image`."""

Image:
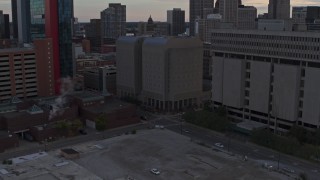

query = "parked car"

[79,129,87,135]
[150,168,160,175]
[282,167,295,173]
[140,116,147,120]
[214,143,224,148]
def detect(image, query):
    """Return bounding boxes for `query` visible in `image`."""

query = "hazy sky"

[0,0,319,22]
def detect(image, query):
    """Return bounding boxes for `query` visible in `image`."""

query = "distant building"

[101,3,126,42]
[211,29,320,131]
[292,6,320,32]
[189,0,214,36]
[84,65,117,95]
[268,0,290,20]
[219,0,238,27]
[146,16,155,34]
[167,8,185,36]
[0,11,10,39]
[258,19,293,31]
[196,14,222,42]
[85,19,101,53]
[141,37,203,110]
[11,0,31,43]
[238,6,257,30]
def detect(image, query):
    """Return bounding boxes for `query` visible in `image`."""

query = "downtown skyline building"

[268,0,290,20]
[28,0,74,93]
[0,11,10,39]
[101,3,126,44]
[218,0,239,27]
[11,0,31,43]
[189,0,214,36]
[167,8,186,36]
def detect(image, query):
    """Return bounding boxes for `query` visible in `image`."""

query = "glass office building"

[29,0,74,93]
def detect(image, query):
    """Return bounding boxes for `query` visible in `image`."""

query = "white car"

[150,168,160,175]
[214,143,224,148]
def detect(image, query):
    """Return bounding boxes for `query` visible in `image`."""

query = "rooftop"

[84,99,131,114]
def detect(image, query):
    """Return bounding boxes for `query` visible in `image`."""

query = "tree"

[95,115,107,131]
[288,125,307,144]
[71,119,83,131]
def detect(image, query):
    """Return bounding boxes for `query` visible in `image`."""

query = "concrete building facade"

[116,37,144,98]
[211,29,320,131]
[142,37,203,111]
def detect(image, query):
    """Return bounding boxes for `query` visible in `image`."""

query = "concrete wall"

[168,47,202,101]
[249,61,271,113]
[222,58,245,108]
[302,67,320,125]
[273,64,299,121]
[212,56,224,103]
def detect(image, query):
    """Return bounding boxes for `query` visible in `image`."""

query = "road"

[149,113,320,180]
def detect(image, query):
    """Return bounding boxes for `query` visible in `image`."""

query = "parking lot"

[74,129,291,180]
[0,129,294,180]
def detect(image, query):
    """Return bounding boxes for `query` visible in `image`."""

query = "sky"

[0,0,319,22]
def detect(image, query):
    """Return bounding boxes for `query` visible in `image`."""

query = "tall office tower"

[189,0,214,36]
[292,6,320,31]
[215,0,242,9]
[101,3,126,42]
[268,0,290,19]
[142,37,203,111]
[167,8,185,36]
[11,0,31,43]
[238,6,257,30]
[29,0,74,94]
[211,29,320,131]
[0,11,10,39]
[85,19,102,53]
[219,0,238,27]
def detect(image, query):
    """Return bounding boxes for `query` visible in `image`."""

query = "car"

[214,143,224,148]
[140,116,147,120]
[150,168,160,175]
[79,129,87,135]
[282,167,295,173]
[183,129,189,133]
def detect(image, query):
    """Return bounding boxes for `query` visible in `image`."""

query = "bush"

[131,129,137,134]
[96,115,107,131]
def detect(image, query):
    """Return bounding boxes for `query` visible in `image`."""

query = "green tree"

[96,115,107,131]
[288,125,307,144]
[71,119,83,131]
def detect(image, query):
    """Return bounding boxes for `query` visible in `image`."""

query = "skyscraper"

[11,0,31,43]
[238,6,257,30]
[29,0,74,94]
[268,0,290,19]
[167,8,186,36]
[0,11,10,39]
[215,0,242,9]
[101,3,126,42]
[189,0,214,36]
[219,0,238,26]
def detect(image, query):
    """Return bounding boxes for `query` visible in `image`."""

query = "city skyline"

[0,0,319,22]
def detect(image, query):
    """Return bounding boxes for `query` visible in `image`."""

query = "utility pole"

[277,152,280,170]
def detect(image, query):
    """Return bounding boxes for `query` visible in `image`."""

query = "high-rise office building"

[219,0,238,26]
[167,8,185,36]
[85,19,101,53]
[29,0,74,94]
[189,0,214,36]
[11,0,31,43]
[101,3,126,42]
[0,11,10,39]
[238,6,257,30]
[268,0,290,19]
[292,6,320,31]
[215,0,242,8]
